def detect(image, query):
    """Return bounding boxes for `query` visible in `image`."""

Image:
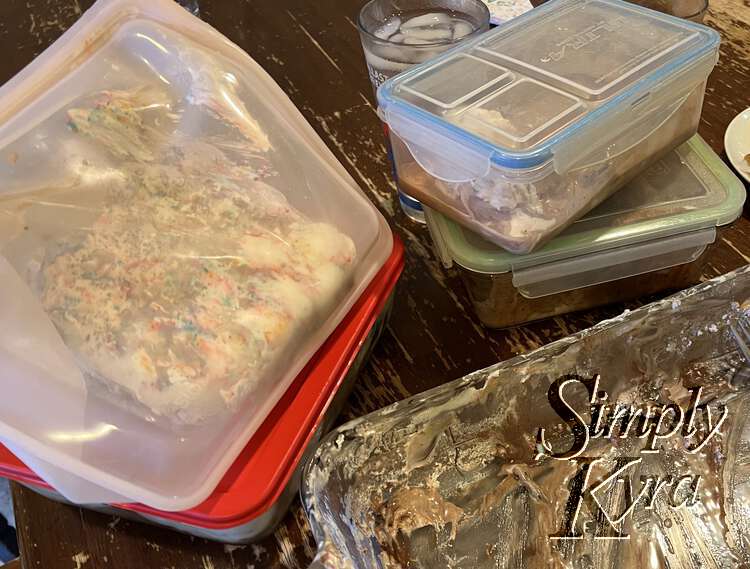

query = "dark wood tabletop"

[2,0,750,567]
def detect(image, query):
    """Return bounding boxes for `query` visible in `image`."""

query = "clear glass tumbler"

[358,0,490,223]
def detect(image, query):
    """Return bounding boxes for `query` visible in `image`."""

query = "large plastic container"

[0,238,404,543]
[0,0,392,511]
[379,0,721,253]
[425,135,745,327]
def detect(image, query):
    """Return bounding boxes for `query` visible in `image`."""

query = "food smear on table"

[482,0,533,25]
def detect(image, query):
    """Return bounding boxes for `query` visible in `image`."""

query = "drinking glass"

[358,0,490,222]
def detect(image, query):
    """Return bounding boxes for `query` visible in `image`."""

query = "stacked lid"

[0,0,392,511]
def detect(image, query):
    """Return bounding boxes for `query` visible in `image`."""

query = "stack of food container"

[426,135,745,327]
[0,244,402,541]
[378,0,744,326]
[0,0,401,542]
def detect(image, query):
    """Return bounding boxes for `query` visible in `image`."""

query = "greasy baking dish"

[303,264,750,568]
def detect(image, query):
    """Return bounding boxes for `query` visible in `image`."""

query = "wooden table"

[2,0,750,567]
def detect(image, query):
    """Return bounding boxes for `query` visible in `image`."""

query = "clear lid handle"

[384,108,492,183]
[512,227,716,299]
[424,208,453,269]
[551,54,716,174]
[553,89,692,174]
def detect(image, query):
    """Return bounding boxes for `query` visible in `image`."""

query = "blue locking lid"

[378,0,720,173]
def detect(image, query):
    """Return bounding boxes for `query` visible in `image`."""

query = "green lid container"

[426,135,746,326]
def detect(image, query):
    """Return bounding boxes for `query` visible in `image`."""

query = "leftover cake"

[37,88,356,425]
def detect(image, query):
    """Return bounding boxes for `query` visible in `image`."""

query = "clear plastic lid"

[379,0,720,169]
[427,135,745,274]
[0,0,391,510]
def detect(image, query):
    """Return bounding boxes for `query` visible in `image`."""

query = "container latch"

[511,227,716,299]
[385,108,492,183]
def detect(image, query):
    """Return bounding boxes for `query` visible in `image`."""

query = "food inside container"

[0,0,391,511]
[379,0,721,253]
[37,94,356,426]
[482,0,533,25]
[0,238,404,542]
[425,135,745,328]
[303,264,750,568]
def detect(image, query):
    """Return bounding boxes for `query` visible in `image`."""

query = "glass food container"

[303,263,750,568]
[425,135,745,328]
[0,239,404,543]
[378,0,721,254]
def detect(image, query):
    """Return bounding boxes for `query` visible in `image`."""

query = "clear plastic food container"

[379,0,721,253]
[303,263,750,568]
[425,135,745,328]
[0,0,392,511]
[0,239,403,543]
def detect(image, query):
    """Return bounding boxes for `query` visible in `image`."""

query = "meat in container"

[0,0,392,511]
[378,0,721,253]
[302,264,750,568]
[425,135,745,328]
[0,236,404,543]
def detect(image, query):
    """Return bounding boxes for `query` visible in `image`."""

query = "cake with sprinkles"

[39,88,356,425]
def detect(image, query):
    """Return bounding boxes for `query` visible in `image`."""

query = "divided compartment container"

[425,135,745,328]
[0,238,404,543]
[0,0,392,511]
[379,0,721,253]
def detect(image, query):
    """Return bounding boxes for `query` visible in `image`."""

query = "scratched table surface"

[2,0,750,568]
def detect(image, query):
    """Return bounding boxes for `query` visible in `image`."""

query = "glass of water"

[358,0,490,223]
